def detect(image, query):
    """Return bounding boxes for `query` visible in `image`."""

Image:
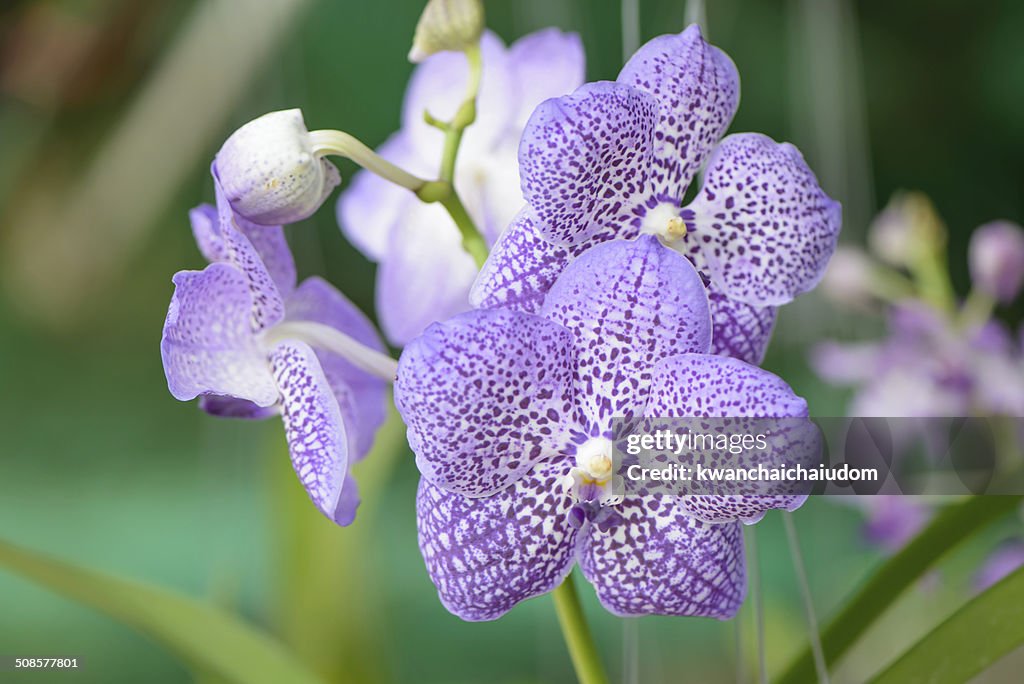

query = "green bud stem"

[309,129,428,192]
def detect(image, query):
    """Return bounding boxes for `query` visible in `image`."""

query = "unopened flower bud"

[969,221,1024,303]
[868,192,945,266]
[215,109,340,225]
[408,0,484,63]
[821,246,875,307]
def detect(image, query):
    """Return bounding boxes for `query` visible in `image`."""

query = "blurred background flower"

[2,1,1024,682]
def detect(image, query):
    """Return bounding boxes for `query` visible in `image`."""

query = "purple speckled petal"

[212,176,287,331]
[579,496,745,617]
[376,203,478,346]
[417,455,579,621]
[285,277,389,461]
[709,290,777,365]
[507,29,586,130]
[617,25,739,202]
[161,263,278,406]
[232,215,296,299]
[191,201,296,299]
[520,81,656,246]
[682,133,841,307]
[190,204,227,263]
[645,353,811,523]
[269,340,353,526]
[395,308,577,496]
[337,132,425,261]
[540,236,712,430]
[470,207,573,314]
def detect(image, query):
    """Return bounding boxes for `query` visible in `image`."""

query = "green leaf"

[777,495,1023,684]
[871,565,1024,683]
[0,538,322,684]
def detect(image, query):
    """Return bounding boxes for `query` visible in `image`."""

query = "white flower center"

[640,202,688,241]
[576,436,614,482]
[563,437,623,507]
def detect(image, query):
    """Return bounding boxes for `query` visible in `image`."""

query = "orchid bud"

[969,221,1024,303]
[821,246,875,307]
[408,0,484,63]
[868,192,945,267]
[215,109,340,225]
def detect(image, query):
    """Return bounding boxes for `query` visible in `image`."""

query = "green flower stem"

[910,246,957,314]
[552,574,611,684]
[309,129,427,191]
[958,287,996,331]
[777,495,1024,684]
[416,41,488,267]
[442,193,488,268]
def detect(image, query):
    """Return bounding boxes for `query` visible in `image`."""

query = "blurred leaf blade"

[0,538,322,684]
[871,565,1024,683]
[777,495,1024,684]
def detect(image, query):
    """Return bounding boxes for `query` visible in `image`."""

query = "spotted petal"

[579,496,745,617]
[645,353,812,523]
[540,236,712,431]
[682,133,841,307]
[161,263,278,406]
[395,309,577,496]
[191,195,297,313]
[285,277,389,461]
[270,340,354,526]
[417,455,578,621]
[211,176,288,330]
[617,25,739,203]
[520,81,656,246]
[709,291,777,365]
[470,207,572,314]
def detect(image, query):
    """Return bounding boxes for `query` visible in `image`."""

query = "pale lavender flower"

[338,29,585,346]
[161,171,388,525]
[472,25,841,365]
[975,541,1024,591]
[395,238,809,620]
[862,496,931,552]
[813,301,1024,417]
[969,221,1024,304]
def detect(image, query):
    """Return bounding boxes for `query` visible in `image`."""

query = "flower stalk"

[419,42,488,266]
[552,575,610,684]
[309,129,428,192]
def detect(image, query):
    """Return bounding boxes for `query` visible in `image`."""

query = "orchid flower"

[161,171,393,525]
[395,237,809,620]
[472,25,841,365]
[338,29,585,346]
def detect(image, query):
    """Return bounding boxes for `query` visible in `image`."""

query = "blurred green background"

[1,0,1023,682]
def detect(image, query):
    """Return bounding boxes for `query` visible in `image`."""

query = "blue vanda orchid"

[161,169,392,526]
[395,237,809,621]
[472,25,841,365]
